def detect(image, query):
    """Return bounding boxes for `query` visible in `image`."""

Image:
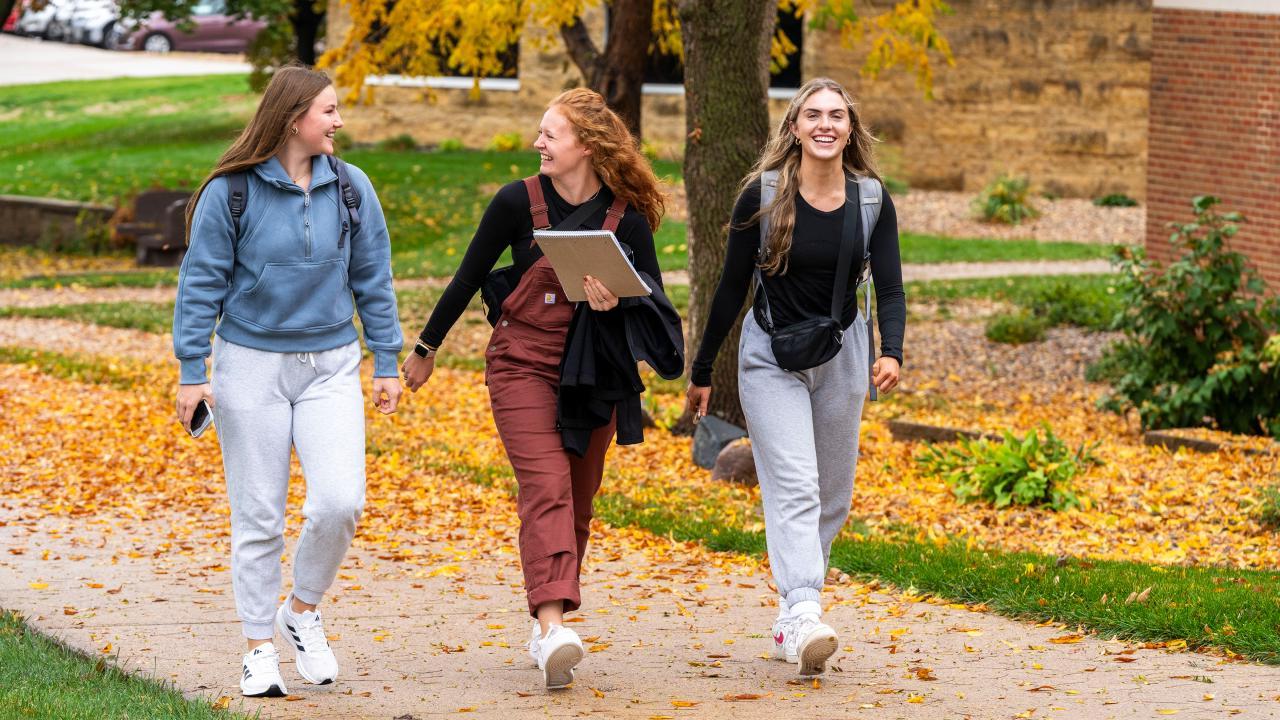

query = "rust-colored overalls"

[484,177,623,616]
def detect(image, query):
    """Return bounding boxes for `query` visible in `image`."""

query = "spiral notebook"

[532,229,652,303]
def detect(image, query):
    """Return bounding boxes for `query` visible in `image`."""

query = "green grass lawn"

[2,75,1120,284]
[0,610,250,719]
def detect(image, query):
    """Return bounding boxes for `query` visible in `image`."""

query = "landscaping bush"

[1098,196,1280,438]
[1024,277,1122,331]
[437,138,465,151]
[985,311,1047,344]
[487,132,524,152]
[377,133,417,152]
[917,425,1097,511]
[974,175,1039,225]
[1256,485,1280,531]
[1094,193,1139,208]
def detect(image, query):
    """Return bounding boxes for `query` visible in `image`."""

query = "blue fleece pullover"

[173,155,402,384]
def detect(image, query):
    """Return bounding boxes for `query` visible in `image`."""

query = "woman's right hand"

[685,384,711,424]
[176,383,214,430]
[401,352,435,392]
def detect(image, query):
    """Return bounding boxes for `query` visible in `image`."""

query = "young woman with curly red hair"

[401,88,673,690]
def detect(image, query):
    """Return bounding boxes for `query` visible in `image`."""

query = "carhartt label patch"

[862,196,879,205]
[544,293,557,304]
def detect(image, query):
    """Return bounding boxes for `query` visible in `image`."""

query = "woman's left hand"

[583,275,619,311]
[872,356,900,394]
[371,376,402,414]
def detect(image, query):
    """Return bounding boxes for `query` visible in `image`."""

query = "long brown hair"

[185,65,333,237]
[741,78,880,275]
[549,88,666,232]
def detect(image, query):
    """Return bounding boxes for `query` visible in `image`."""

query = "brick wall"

[1146,3,1280,288]
[327,0,1153,199]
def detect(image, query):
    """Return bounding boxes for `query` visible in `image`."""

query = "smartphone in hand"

[188,398,213,438]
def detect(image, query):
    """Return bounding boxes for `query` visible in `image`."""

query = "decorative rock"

[711,438,757,487]
[887,419,1000,444]
[692,415,748,469]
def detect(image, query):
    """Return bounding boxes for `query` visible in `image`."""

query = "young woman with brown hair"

[173,65,403,697]
[686,77,906,677]
[400,88,676,690]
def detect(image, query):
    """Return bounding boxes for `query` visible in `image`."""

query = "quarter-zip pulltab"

[303,190,312,259]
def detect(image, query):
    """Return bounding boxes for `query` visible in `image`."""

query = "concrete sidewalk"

[1,34,248,86]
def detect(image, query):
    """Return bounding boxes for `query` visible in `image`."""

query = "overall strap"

[329,155,361,250]
[603,196,627,233]
[523,176,551,230]
[226,171,248,240]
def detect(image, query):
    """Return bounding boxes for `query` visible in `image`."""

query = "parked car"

[15,0,66,38]
[68,0,117,46]
[42,0,77,39]
[3,1,22,32]
[110,0,264,53]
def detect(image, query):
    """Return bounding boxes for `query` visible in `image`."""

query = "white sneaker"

[240,642,288,697]
[527,621,542,668]
[771,614,796,662]
[792,614,838,676]
[276,599,338,685]
[530,624,584,690]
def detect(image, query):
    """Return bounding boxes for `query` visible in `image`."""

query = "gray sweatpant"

[211,337,366,639]
[738,313,868,614]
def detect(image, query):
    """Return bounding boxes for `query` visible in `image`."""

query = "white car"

[15,0,64,37]
[68,0,117,46]
[40,0,76,40]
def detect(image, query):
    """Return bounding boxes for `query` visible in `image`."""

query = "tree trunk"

[559,0,652,140]
[290,0,322,65]
[674,0,776,432]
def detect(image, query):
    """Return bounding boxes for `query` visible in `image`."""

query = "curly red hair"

[549,89,666,232]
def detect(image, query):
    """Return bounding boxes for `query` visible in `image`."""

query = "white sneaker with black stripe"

[240,642,288,697]
[275,599,339,685]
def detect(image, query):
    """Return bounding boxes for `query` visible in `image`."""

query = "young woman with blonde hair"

[686,77,905,676]
[401,88,678,690]
[174,64,402,697]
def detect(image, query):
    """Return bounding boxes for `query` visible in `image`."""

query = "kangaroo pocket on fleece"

[223,259,355,334]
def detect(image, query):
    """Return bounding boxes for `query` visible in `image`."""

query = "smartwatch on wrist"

[413,340,437,358]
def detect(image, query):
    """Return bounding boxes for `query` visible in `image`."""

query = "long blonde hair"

[185,65,333,237]
[550,88,666,232]
[740,78,880,275]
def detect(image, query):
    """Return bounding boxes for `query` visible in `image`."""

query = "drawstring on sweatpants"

[297,352,317,373]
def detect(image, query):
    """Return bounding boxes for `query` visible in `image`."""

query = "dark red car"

[109,0,264,53]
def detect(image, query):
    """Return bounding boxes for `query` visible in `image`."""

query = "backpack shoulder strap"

[754,170,781,333]
[603,196,627,233]
[328,156,361,250]
[226,171,248,240]
[523,175,551,230]
[854,174,883,402]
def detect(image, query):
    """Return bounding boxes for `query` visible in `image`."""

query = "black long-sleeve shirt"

[419,175,661,347]
[690,182,906,387]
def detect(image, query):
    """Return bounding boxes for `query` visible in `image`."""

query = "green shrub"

[917,425,1098,511]
[487,132,524,152]
[974,175,1040,225]
[1257,485,1280,531]
[1024,277,1122,331]
[437,138,465,151]
[1098,196,1280,438]
[377,133,417,152]
[883,175,909,196]
[333,132,355,153]
[1094,193,1139,208]
[641,140,660,162]
[985,311,1047,344]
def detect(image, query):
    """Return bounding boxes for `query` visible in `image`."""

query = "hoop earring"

[291,125,299,136]
[794,136,801,145]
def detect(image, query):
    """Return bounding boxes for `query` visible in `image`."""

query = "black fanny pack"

[480,195,606,326]
[756,175,862,372]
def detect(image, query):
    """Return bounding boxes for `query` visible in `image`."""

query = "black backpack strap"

[328,155,361,249]
[226,171,248,240]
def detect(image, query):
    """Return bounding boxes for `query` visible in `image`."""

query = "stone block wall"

[326,0,1153,199]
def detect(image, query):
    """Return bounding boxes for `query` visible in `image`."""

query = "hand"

[872,356,900,394]
[583,275,619,311]
[372,376,402,414]
[401,352,435,392]
[175,383,214,430]
[685,384,711,424]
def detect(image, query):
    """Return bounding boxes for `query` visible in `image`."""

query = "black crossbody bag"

[754,173,862,374]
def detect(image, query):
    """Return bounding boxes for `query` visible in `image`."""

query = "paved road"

[0,33,248,86]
